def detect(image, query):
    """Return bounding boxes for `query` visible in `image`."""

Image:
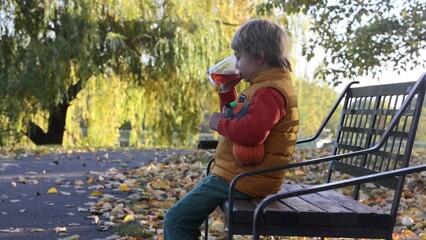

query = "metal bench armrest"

[206,157,215,175]
[297,81,358,144]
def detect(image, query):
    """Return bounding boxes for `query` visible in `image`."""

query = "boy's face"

[234,51,261,82]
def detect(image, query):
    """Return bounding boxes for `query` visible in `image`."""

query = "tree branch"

[66,79,83,102]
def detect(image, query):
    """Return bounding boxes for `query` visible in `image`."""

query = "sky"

[295,46,426,93]
[336,64,426,93]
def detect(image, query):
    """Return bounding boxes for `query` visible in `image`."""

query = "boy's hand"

[209,112,225,131]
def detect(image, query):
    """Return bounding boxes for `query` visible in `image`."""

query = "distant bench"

[205,72,426,240]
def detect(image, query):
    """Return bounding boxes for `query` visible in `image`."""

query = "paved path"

[0,149,192,240]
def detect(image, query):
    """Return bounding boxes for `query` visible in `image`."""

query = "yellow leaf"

[123,214,134,223]
[147,163,157,171]
[87,178,95,184]
[74,180,85,186]
[90,190,103,197]
[402,229,415,235]
[118,183,130,192]
[295,169,306,176]
[156,162,165,169]
[47,187,58,194]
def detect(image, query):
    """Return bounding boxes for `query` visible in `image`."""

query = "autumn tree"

[0,0,256,146]
[5,0,416,147]
[259,0,426,84]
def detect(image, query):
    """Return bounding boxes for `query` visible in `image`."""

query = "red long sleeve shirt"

[217,87,286,146]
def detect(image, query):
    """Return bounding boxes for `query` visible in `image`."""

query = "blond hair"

[231,19,292,71]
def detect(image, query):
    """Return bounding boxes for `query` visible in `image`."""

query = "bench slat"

[250,199,298,225]
[314,187,392,227]
[278,194,328,225]
[282,184,358,226]
[224,184,392,228]
[222,200,256,224]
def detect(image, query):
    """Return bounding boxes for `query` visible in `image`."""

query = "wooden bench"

[205,72,426,240]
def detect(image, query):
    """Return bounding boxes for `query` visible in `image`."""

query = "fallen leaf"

[118,183,130,192]
[47,187,58,194]
[401,216,414,226]
[294,169,306,176]
[97,225,109,231]
[87,177,95,184]
[402,229,416,235]
[123,214,134,223]
[147,163,157,171]
[102,202,113,211]
[110,203,124,215]
[77,207,89,212]
[54,226,67,233]
[58,234,80,240]
[74,180,85,186]
[17,176,27,183]
[90,190,103,197]
[93,215,100,224]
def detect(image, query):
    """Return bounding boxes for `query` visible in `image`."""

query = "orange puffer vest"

[212,67,299,198]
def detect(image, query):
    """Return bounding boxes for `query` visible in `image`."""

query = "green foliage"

[4,1,421,148]
[0,0,260,147]
[415,103,426,142]
[0,0,100,144]
[259,0,426,84]
[294,78,340,139]
[115,223,154,238]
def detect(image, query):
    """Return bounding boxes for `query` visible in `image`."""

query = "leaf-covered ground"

[79,148,426,239]
[1,147,425,240]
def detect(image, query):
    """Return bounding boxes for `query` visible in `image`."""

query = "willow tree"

[259,0,426,84]
[0,0,258,146]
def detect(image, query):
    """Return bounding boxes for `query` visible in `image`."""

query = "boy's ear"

[256,51,266,65]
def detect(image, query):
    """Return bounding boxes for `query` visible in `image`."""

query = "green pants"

[163,175,251,239]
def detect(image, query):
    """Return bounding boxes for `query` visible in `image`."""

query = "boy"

[163,19,299,239]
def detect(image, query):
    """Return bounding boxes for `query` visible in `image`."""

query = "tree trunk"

[26,80,82,145]
[27,103,69,145]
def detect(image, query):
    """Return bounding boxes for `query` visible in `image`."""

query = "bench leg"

[204,218,208,239]
[227,227,233,240]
